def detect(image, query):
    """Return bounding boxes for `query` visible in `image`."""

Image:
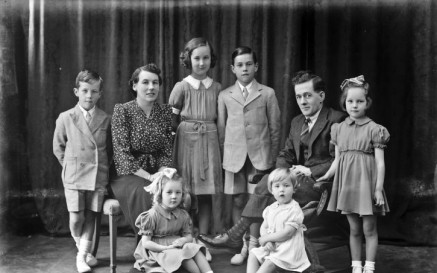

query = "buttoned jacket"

[276,106,346,179]
[217,80,281,172]
[53,105,111,190]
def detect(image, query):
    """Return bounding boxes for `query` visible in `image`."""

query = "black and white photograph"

[0,0,436,272]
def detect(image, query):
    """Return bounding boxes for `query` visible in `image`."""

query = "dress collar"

[154,204,180,220]
[345,116,372,126]
[184,75,213,90]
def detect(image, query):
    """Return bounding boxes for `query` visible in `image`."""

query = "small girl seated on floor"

[133,168,213,273]
[246,168,311,273]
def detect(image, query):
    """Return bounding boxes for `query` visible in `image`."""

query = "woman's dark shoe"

[198,233,242,251]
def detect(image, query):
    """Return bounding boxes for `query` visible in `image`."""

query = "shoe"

[230,239,248,265]
[76,254,91,273]
[198,233,243,251]
[195,237,212,262]
[85,253,98,267]
[352,266,363,273]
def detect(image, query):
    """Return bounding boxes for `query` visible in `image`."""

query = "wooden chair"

[92,198,122,273]
[302,181,351,273]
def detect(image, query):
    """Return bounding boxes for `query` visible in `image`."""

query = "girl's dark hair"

[179,37,217,69]
[291,70,325,94]
[128,63,162,97]
[231,46,258,65]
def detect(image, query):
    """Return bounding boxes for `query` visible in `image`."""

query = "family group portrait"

[0,0,436,273]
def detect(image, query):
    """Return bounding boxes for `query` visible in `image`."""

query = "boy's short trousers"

[224,157,268,195]
[64,188,105,212]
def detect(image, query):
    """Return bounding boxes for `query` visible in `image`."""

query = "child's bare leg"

[69,211,85,243]
[198,195,211,235]
[346,214,363,261]
[256,259,276,273]
[363,215,378,261]
[80,210,97,241]
[246,252,260,273]
[193,251,212,273]
[181,258,201,273]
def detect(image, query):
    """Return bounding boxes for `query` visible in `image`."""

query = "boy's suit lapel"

[71,105,95,143]
[245,80,261,106]
[230,82,245,106]
[89,107,106,134]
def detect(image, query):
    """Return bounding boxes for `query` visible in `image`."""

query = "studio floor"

[0,232,436,273]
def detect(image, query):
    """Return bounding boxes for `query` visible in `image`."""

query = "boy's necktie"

[301,118,311,136]
[242,87,248,100]
[85,112,92,125]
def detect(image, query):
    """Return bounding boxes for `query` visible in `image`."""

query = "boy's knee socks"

[73,236,80,249]
[78,239,92,256]
[364,261,375,271]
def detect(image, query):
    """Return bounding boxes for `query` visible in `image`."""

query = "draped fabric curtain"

[1,0,436,243]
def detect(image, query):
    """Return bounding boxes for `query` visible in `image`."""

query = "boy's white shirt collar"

[237,80,254,94]
[78,104,96,118]
[184,75,213,90]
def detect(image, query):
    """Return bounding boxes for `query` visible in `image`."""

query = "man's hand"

[290,165,312,177]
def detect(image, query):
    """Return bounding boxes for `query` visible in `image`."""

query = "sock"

[364,261,375,271]
[78,239,92,257]
[205,271,213,273]
[73,236,80,249]
[248,235,259,251]
[352,261,362,268]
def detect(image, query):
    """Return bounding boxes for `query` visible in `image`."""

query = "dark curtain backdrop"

[1,0,436,244]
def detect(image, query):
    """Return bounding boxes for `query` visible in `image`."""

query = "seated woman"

[110,63,174,234]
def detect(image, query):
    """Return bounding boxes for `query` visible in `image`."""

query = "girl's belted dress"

[134,205,205,272]
[169,75,223,195]
[327,117,390,215]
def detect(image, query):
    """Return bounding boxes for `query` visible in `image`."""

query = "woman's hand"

[374,190,385,206]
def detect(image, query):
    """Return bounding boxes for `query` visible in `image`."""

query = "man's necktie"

[301,118,311,136]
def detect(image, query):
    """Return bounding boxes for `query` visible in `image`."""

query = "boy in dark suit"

[53,70,111,273]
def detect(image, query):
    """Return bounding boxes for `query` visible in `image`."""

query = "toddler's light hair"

[151,173,190,209]
[267,168,298,193]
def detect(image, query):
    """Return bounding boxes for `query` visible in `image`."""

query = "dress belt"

[181,120,215,180]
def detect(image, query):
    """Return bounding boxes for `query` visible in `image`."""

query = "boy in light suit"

[217,46,280,265]
[53,70,111,273]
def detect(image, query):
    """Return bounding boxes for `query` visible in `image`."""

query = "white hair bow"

[144,168,177,194]
[340,75,365,90]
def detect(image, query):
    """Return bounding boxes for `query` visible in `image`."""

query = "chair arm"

[313,180,332,193]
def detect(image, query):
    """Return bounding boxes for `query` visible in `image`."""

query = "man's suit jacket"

[53,105,111,190]
[276,106,347,179]
[217,80,281,173]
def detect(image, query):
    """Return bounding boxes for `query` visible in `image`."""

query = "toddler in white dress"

[246,168,310,273]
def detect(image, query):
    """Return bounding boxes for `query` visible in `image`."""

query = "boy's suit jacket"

[276,106,347,179]
[53,105,111,190]
[217,80,280,173]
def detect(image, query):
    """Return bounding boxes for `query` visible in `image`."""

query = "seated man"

[200,70,346,249]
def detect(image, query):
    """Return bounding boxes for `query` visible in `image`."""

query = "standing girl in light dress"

[133,168,213,273]
[318,75,390,273]
[246,168,310,273]
[169,37,223,238]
